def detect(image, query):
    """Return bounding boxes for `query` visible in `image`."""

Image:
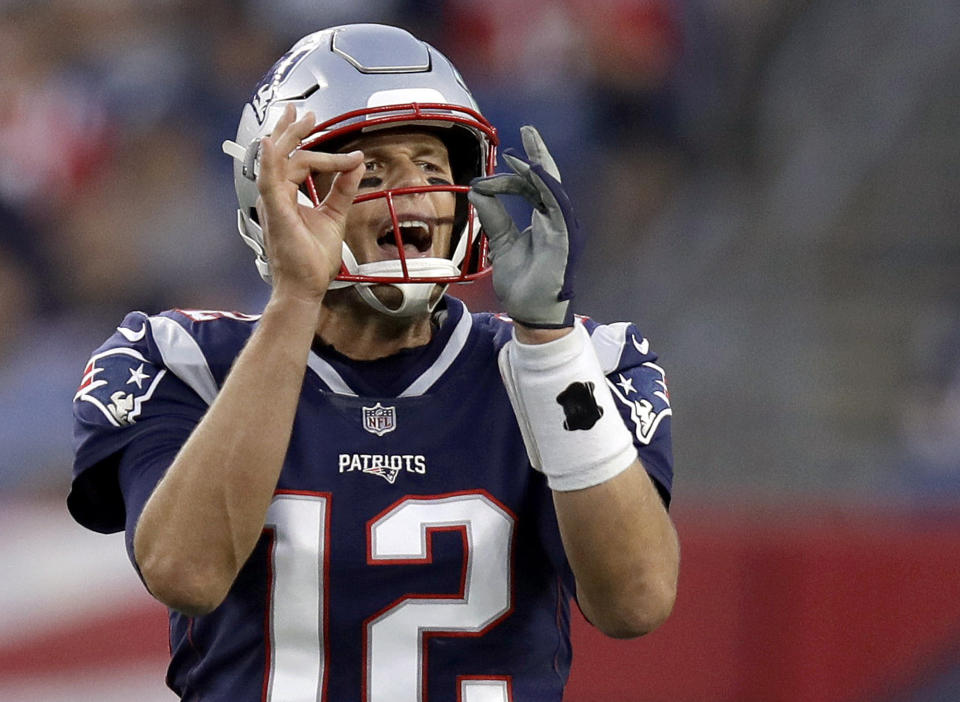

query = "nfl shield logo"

[362,403,396,436]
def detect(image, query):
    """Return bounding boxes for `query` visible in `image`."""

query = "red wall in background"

[6,502,960,701]
[565,502,960,702]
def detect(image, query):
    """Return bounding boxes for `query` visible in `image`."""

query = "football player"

[70,24,679,702]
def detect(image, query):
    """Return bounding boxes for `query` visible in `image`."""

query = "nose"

[387,157,431,191]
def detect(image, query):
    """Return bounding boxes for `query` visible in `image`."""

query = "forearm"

[553,462,679,638]
[474,126,678,637]
[134,293,321,614]
[507,323,679,636]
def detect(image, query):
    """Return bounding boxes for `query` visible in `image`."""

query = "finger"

[272,103,297,139]
[273,109,317,157]
[524,162,571,215]
[256,136,287,199]
[501,149,532,177]
[520,125,561,182]
[257,134,309,205]
[501,150,554,211]
[317,155,365,219]
[470,173,540,205]
[467,189,517,246]
[527,162,579,245]
[285,149,365,184]
[260,104,300,169]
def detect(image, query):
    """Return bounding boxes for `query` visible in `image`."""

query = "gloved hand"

[468,126,581,328]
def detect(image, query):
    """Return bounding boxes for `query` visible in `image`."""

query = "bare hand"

[255,104,365,304]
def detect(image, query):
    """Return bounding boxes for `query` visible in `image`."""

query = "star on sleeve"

[127,363,151,389]
[615,373,636,396]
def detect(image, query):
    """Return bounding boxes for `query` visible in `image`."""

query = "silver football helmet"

[223,24,498,316]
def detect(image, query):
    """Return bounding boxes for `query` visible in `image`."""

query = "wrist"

[499,322,637,491]
[512,324,572,345]
[263,288,324,330]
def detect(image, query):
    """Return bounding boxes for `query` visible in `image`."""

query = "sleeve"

[585,319,675,505]
[115,425,193,574]
[68,310,212,533]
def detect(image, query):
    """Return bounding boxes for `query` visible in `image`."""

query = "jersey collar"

[306,296,473,397]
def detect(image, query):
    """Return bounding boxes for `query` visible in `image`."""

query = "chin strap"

[331,215,476,316]
[333,244,459,316]
[356,282,446,316]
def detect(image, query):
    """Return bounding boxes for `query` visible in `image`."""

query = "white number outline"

[262,490,515,702]
[263,490,331,702]
[363,491,516,702]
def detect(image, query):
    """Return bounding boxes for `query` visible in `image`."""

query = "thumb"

[317,152,364,221]
[468,188,516,246]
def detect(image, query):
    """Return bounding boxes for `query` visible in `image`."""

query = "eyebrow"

[358,142,448,161]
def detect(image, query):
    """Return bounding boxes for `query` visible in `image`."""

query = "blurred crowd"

[1,0,958,503]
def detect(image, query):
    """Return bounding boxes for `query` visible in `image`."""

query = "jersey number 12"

[264,490,515,702]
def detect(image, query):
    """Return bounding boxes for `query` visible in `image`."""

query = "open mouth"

[377,218,434,259]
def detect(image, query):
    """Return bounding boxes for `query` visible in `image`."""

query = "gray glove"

[468,126,581,328]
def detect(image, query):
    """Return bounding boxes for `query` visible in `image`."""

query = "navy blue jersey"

[69,296,673,702]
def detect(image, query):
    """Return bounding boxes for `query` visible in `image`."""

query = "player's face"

[315,130,457,266]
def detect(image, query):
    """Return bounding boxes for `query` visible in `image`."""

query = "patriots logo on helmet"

[251,33,326,123]
[75,348,166,427]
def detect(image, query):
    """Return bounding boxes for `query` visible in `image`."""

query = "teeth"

[383,219,431,250]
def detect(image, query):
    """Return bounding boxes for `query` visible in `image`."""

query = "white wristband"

[498,322,637,491]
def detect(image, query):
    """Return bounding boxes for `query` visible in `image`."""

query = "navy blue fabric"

[69,297,674,701]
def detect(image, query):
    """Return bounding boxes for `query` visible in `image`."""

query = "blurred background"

[1,0,958,700]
